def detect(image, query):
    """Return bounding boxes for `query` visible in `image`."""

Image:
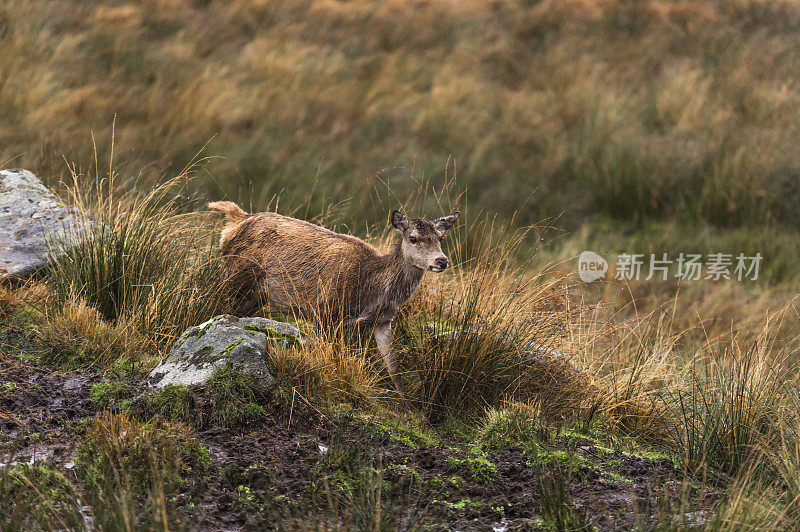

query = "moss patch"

[367,416,438,449]
[477,406,550,451]
[527,449,590,478]
[205,365,268,427]
[242,325,302,346]
[128,365,268,428]
[126,383,196,425]
[90,379,137,409]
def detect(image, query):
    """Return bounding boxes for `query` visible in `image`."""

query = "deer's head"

[391,210,459,272]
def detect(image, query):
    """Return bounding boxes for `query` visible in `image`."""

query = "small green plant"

[445,447,497,483]
[446,497,482,514]
[367,413,438,448]
[127,366,268,428]
[205,365,268,427]
[528,449,589,475]
[478,403,550,451]
[600,471,632,484]
[234,485,256,511]
[126,384,196,424]
[537,464,593,532]
[387,463,422,483]
[90,379,136,409]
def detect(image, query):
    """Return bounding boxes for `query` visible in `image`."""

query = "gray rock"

[522,340,579,371]
[0,168,90,280]
[147,314,305,389]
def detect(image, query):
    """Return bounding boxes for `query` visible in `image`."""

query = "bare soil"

[0,348,723,531]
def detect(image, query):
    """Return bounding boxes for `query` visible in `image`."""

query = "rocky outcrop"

[146,315,305,389]
[0,169,90,280]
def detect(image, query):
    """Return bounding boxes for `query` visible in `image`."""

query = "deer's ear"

[434,211,459,232]
[391,210,409,232]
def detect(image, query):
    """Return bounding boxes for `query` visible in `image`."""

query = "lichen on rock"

[0,168,92,279]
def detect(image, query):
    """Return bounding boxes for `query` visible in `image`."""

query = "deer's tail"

[208,201,249,224]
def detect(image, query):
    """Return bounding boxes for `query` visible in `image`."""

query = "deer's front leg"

[373,321,409,405]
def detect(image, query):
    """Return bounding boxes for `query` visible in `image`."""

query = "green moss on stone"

[242,325,301,346]
[125,384,195,424]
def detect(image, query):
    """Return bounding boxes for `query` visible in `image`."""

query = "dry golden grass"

[268,329,384,406]
[38,295,142,368]
[42,155,232,355]
[2,0,800,232]
[0,286,23,319]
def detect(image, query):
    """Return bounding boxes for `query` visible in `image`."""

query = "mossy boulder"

[146,315,304,389]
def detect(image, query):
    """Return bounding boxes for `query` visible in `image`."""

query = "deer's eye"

[409,236,417,244]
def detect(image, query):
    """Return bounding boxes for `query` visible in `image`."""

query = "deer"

[208,201,459,402]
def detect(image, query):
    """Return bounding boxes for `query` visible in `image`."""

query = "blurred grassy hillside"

[2,0,800,283]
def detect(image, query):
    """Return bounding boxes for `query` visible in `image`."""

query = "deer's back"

[220,212,384,314]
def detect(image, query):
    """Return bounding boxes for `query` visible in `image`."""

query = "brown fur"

[209,202,459,402]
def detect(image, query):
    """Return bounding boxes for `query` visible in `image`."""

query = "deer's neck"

[382,239,424,307]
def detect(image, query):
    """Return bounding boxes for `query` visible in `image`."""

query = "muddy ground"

[1,337,724,531]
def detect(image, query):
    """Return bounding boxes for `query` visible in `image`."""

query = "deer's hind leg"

[223,262,266,316]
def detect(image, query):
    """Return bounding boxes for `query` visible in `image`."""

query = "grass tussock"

[268,328,384,407]
[43,158,229,364]
[666,340,786,477]
[477,402,551,451]
[0,462,84,531]
[77,411,210,530]
[537,462,592,532]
